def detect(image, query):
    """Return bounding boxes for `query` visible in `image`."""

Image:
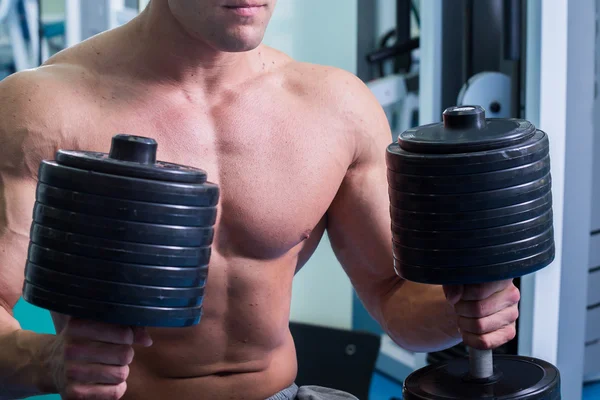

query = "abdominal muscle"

[121,252,302,400]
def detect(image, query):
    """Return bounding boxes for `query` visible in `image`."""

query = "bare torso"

[17,23,356,400]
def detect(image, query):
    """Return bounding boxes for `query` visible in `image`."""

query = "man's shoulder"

[277,58,392,165]
[280,60,390,140]
[0,63,90,174]
[282,61,367,98]
[0,62,94,138]
[0,61,91,117]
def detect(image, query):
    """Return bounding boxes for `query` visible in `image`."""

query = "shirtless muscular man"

[0,1,520,399]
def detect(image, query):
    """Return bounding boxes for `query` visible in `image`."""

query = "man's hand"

[443,280,521,350]
[48,318,153,399]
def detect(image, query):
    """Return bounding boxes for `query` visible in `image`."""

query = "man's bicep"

[0,82,39,314]
[0,73,52,316]
[0,154,37,319]
[326,92,399,310]
[328,157,396,273]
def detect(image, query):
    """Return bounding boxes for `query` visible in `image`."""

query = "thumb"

[443,284,463,306]
[132,326,153,347]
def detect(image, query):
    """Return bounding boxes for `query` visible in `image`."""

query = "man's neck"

[127,0,265,90]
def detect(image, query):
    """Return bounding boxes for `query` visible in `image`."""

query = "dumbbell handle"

[468,347,493,379]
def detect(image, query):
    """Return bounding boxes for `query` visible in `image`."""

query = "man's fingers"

[64,382,127,400]
[461,323,517,350]
[65,363,130,385]
[443,285,464,305]
[460,280,513,301]
[64,341,135,366]
[66,319,135,345]
[457,304,519,335]
[454,284,520,318]
[132,327,153,347]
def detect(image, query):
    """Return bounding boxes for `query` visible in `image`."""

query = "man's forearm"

[379,280,462,353]
[0,328,57,400]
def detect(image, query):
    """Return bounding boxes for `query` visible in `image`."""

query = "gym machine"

[586,0,600,387]
[0,0,137,76]
[64,0,139,48]
[0,0,46,74]
[360,0,420,141]
[356,0,597,398]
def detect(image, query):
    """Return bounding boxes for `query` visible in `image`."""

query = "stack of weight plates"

[386,105,555,285]
[22,134,218,327]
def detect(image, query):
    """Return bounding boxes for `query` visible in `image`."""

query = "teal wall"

[13,300,57,399]
[264,0,358,72]
[40,0,65,16]
[13,300,55,334]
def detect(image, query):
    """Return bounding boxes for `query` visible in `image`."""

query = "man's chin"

[214,33,265,53]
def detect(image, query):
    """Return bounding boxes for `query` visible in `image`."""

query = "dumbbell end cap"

[443,105,486,130]
[109,134,158,164]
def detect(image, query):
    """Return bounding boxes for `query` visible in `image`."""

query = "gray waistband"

[265,383,299,400]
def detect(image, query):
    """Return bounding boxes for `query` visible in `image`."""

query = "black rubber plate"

[389,175,551,213]
[387,155,550,194]
[56,149,208,184]
[22,282,203,328]
[25,262,205,308]
[38,161,219,207]
[393,227,553,267]
[390,193,552,231]
[29,224,211,267]
[394,243,555,285]
[36,183,217,227]
[403,354,561,400]
[392,209,553,249]
[28,244,208,288]
[33,203,214,247]
[386,130,549,175]
[398,118,536,154]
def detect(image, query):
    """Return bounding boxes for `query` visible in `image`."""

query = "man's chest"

[64,105,351,259]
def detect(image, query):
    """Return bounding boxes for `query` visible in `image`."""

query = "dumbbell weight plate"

[22,282,203,327]
[28,244,208,288]
[391,192,552,231]
[387,155,550,195]
[393,227,553,267]
[36,184,217,227]
[386,129,549,175]
[399,117,536,154]
[33,203,214,247]
[25,263,205,308]
[38,161,219,207]
[56,147,208,184]
[403,354,561,400]
[29,224,211,267]
[389,175,551,213]
[392,209,553,249]
[395,243,555,285]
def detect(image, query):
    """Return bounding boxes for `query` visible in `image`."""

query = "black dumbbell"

[23,134,219,328]
[387,106,560,400]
